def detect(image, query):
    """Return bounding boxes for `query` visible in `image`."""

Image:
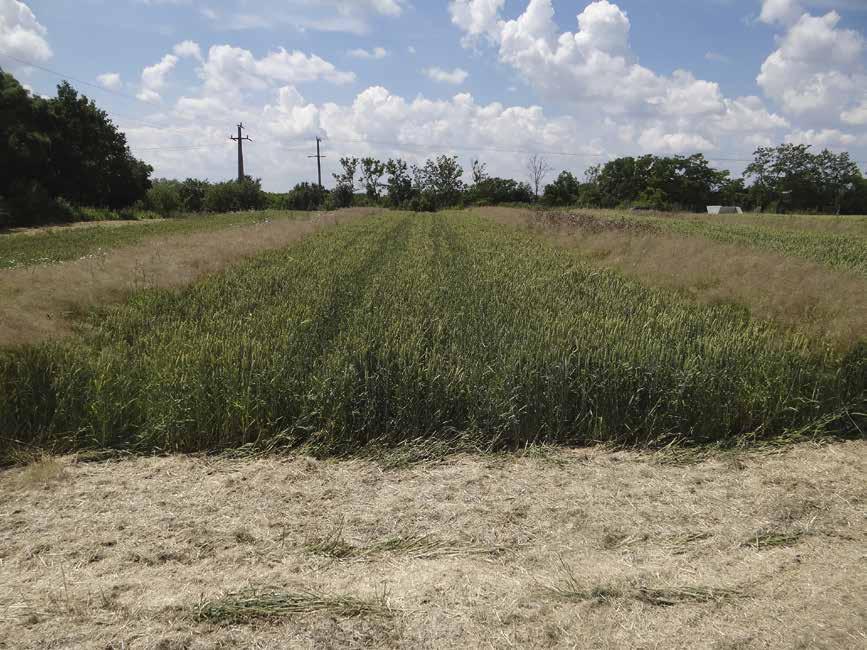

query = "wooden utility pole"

[308,137,326,189]
[230,123,252,181]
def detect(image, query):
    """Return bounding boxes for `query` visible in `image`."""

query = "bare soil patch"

[0,211,364,346]
[1,442,864,649]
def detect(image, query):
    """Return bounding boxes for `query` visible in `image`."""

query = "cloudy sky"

[2,0,866,190]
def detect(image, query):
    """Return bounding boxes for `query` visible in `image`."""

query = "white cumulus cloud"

[841,100,867,125]
[97,72,122,91]
[757,9,865,119]
[0,0,52,62]
[451,0,788,145]
[759,0,804,26]
[785,127,858,147]
[424,66,469,84]
[200,45,355,95]
[137,53,178,102]
[348,46,388,59]
[173,40,202,61]
[449,0,505,44]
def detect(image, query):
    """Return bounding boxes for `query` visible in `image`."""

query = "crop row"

[1,212,863,456]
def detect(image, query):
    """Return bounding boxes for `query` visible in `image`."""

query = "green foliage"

[178,178,209,212]
[582,155,731,212]
[384,158,414,207]
[414,155,464,210]
[360,157,386,201]
[543,171,581,206]
[745,144,864,214]
[145,180,183,217]
[283,182,327,211]
[203,177,267,213]
[1,213,863,457]
[0,69,153,227]
[467,176,534,205]
[331,157,359,209]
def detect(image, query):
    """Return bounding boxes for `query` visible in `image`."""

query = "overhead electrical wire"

[0,50,232,139]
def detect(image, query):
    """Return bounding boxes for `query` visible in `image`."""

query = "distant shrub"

[201,178,266,213]
[179,178,209,213]
[284,183,326,211]
[146,181,183,217]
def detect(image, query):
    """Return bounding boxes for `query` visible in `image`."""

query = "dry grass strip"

[476,206,867,347]
[0,210,370,346]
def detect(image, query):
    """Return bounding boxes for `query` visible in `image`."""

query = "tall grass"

[0,212,863,457]
[0,210,307,270]
[596,210,867,276]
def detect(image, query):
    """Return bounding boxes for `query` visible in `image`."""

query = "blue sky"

[2,0,866,190]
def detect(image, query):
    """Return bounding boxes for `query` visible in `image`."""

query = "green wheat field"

[1,211,864,458]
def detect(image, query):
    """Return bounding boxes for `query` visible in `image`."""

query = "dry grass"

[476,206,867,346]
[6,218,167,237]
[588,207,867,237]
[0,210,366,347]
[1,441,864,648]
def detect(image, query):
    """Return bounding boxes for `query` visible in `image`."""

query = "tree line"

[319,146,867,215]
[3,69,866,229]
[0,69,152,228]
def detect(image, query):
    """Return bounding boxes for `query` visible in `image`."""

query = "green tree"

[384,158,415,207]
[745,144,820,213]
[0,70,51,200]
[332,157,358,208]
[468,176,534,205]
[817,149,861,215]
[45,81,152,208]
[543,171,581,206]
[360,157,386,201]
[179,178,210,212]
[286,182,327,210]
[420,155,464,209]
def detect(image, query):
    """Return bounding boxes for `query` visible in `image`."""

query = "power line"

[0,50,231,140]
[0,50,146,103]
[135,143,230,151]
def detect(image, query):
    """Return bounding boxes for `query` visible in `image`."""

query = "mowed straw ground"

[1,442,864,649]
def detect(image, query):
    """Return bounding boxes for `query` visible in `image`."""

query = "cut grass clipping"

[196,587,392,624]
[548,559,746,607]
[304,523,506,560]
[1,212,864,458]
[742,529,806,549]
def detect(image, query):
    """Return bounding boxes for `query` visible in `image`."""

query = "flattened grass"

[196,588,392,624]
